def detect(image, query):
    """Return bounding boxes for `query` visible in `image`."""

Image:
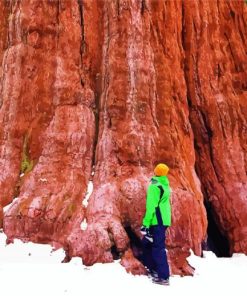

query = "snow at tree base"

[1,232,247,296]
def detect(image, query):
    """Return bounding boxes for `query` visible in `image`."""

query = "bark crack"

[78,0,85,54]
[116,0,120,17]
[92,28,109,170]
[56,0,60,46]
[224,32,240,73]
[77,0,85,89]
[7,1,13,48]
[141,0,146,15]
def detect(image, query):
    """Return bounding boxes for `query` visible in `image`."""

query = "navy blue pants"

[141,225,170,280]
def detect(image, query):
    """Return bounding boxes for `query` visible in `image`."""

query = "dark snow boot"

[152,277,170,286]
[147,269,158,279]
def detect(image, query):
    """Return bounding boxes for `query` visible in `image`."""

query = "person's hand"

[140,226,153,243]
[140,226,148,235]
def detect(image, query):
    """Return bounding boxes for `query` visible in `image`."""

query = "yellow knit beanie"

[154,163,169,176]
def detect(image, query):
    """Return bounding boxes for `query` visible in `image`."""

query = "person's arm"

[142,184,159,227]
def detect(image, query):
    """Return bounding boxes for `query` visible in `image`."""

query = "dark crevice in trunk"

[116,0,120,17]
[92,88,100,169]
[111,245,121,260]
[78,0,85,89]
[78,0,86,54]
[125,226,143,261]
[92,2,110,169]
[203,199,230,257]
[77,0,99,170]
[141,0,146,15]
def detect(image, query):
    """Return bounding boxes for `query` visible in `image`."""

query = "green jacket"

[142,176,171,227]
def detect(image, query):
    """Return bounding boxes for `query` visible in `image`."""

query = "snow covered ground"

[0,231,246,296]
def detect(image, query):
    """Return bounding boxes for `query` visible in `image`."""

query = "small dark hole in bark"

[111,245,121,260]
[125,226,143,261]
[230,10,235,18]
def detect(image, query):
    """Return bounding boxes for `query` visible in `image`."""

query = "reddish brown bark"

[182,0,247,254]
[0,0,246,275]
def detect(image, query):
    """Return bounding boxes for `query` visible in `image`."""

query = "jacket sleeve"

[142,184,160,227]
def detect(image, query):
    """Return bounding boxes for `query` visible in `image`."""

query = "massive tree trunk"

[0,0,246,275]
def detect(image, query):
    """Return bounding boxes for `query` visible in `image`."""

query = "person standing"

[141,163,171,285]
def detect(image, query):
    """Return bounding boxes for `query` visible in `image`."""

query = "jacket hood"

[152,175,169,186]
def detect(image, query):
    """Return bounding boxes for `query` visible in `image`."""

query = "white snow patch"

[80,218,87,231]
[0,233,247,296]
[82,181,93,207]
[91,166,95,176]
[3,197,18,213]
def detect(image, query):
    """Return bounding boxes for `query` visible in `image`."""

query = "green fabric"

[142,175,171,227]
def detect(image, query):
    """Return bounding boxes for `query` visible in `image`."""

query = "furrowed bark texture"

[0,0,246,275]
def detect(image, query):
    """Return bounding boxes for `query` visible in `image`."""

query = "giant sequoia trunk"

[0,0,246,275]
